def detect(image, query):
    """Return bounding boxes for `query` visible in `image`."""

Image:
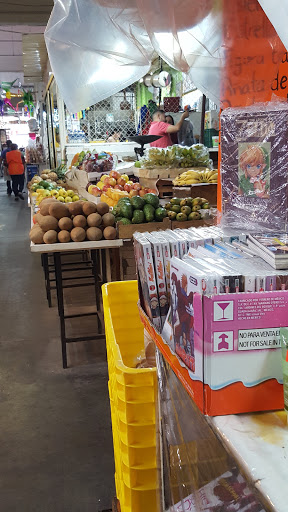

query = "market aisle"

[0,180,114,511]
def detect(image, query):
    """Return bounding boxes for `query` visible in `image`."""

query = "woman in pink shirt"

[148,109,189,148]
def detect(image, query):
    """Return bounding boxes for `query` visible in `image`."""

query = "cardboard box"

[139,285,286,415]
[117,217,170,239]
[173,183,217,205]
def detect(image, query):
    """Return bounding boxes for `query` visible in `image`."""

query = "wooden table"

[31,239,123,368]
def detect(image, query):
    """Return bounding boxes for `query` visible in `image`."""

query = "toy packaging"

[133,233,161,331]
[221,102,288,232]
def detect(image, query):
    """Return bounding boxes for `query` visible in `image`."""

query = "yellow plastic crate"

[102,281,159,512]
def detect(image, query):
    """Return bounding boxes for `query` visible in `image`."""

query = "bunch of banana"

[201,169,218,183]
[173,168,218,186]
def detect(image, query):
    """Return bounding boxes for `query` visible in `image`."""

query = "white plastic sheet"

[258,1,288,52]
[45,0,154,112]
[45,0,222,112]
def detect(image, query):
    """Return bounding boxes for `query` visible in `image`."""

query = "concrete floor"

[0,180,115,511]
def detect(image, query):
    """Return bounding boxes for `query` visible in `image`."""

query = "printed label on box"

[213,300,234,321]
[213,331,234,352]
[237,328,286,350]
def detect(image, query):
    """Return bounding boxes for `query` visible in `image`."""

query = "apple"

[129,190,138,197]
[139,189,146,197]
[127,180,133,186]
[133,183,141,191]
[91,186,101,197]
[108,177,117,187]
[121,174,129,183]
[110,170,121,180]
[114,184,123,191]
[124,184,132,192]
[103,177,111,185]
[144,188,149,194]
[148,188,157,194]
[102,184,112,192]
[101,174,110,182]
[117,177,126,187]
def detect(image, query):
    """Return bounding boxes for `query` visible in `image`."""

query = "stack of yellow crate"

[102,281,159,512]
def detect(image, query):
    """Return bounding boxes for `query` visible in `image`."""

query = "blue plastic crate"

[26,164,39,181]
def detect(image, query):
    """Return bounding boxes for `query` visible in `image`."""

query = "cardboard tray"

[173,183,217,205]
[117,217,170,239]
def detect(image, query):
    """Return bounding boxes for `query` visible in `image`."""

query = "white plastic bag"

[45,0,153,112]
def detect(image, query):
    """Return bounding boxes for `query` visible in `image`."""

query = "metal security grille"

[65,87,137,144]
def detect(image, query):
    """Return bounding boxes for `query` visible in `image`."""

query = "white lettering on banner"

[237,327,288,350]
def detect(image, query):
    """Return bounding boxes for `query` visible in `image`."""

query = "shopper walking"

[6,144,25,201]
[0,140,12,195]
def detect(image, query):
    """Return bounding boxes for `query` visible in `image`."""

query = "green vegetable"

[131,196,145,210]
[118,218,132,225]
[134,161,141,168]
[143,204,155,222]
[143,193,159,209]
[38,180,50,189]
[119,202,133,219]
[155,207,167,222]
[132,209,145,224]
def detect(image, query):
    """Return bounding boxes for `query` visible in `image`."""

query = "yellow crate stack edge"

[102,280,159,512]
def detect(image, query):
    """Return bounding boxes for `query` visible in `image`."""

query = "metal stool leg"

[91,249,102,333]
[42,252,52,307]
[53,252,67,368]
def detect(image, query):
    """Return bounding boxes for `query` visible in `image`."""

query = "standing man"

[6,144,25,201]
[0,139,12,195]
[148,110,189,148]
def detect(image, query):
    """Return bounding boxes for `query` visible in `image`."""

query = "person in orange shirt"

[6,143,25,201]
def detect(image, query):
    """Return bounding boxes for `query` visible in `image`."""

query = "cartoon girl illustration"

[238,144,270,198]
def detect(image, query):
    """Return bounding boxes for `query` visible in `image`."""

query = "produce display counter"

[30,229,123,368]
[139,305,286,512]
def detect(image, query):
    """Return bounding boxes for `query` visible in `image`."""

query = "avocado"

[167,210,177,220]
[132,209,145,224]
[188,212,201,220]
[181,206,191,216]
[119,202,133,219]
[155,207,167,222]
[131,195,145,210]
[143,204,155,222]
[143,193,159,209]
[170,197,181,205]
[192,197,202,206]
[117,197,131,206]
[176,213,187,221]
[192,204,201,212]
[38,180,50,189]
[118,218,132,225]
[171,204,181,214]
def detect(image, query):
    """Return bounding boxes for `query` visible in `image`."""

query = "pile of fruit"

[165,197,210,221]
[29,167,80,206]
[86,169,157,207]
[135,144,212,169]
[112,193,167,225]
[30,199,117,245]
[71,150,114,173]
[173,169,218,186]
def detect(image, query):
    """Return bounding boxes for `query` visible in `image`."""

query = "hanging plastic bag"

[45,0,154,112]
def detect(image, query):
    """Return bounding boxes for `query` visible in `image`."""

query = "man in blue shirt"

[1,140,12,195]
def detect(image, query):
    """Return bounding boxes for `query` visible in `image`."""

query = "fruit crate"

[117,217,170,239]
[102,280,159,512]
[172,183,217,205]
[157,179,174,199]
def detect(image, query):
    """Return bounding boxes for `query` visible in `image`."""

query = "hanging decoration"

[1,79,18,112]
[16,90,35,116]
